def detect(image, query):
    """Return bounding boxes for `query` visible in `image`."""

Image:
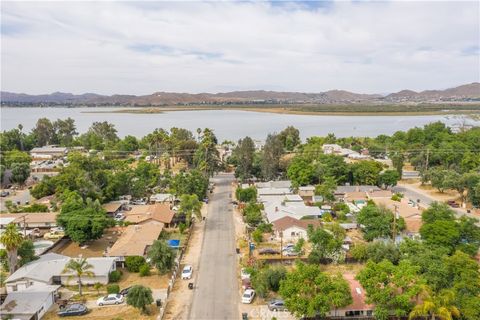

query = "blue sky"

[1,1,479,95]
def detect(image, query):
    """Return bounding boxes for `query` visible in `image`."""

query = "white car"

[282,244,295,252]
[181,265,193,280]
[241,268,251,280]
[242,289,255,304]
[114,213,125,221]
[97,294,124,306]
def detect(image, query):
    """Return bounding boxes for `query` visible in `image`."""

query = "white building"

[0,284,60,320]
[5,253,116,293]
[271,216,321,242]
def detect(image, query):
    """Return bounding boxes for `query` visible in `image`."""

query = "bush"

[139,264,151,277]
[252,229,263,244]
[107,284,120,294]
[236,187,257,203]
[125,256,146,272]
[108,270,122,282]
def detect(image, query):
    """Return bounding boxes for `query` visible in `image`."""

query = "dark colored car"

[0,191,9,197]
[447,200,460,208]
[259,248,280,255]
[57,303,88,317]
[268,299,288,311]
[119,286,132,296]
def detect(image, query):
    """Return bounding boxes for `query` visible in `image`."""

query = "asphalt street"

[189,173,238,320]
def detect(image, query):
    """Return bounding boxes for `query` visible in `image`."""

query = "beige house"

[108,221,164,259]
[124,203,175,227]
[272,216,321,242]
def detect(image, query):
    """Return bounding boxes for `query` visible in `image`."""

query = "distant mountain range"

[1,83,479,106]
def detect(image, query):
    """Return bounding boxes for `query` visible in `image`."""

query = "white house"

[0,284,60,320]
[149,193,175,204]
[264,201,323,223]
[5,253,116,293]
[272,216,321,242]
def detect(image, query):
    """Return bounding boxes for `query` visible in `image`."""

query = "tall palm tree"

[409,286,460,320]
[62,258,95,295]
[0,223,24,273]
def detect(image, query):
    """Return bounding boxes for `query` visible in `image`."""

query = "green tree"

[0,224,24,273]
[234,136,256,181]
[351,241,400,264]
[235,186,257,203]
[3,150,31,168]
[390,151,405,176]
[357,204,405,241]
[57,191,112,244]
[147,240,175,274]
[18,240,38,266]
[278,126,301,151]
[10,162,30,185]
[279,263,352,318]
[125,256,146,272]
[350,160,384,185]
[243,203,263,226]
[54,118,78,146]
[62,257,95,296]
[287,157,316,187]
[356,259,424,320]
[252,228,263,244]
[409,287,460,320]
[377,169,400,189]
[261,133,284,180]
[251,266,287,298]
[32,118,56,146]
[126,285,154,315]
[308,223,346,263]
[179,194,202,226]
[314,176,337,203]
[193,128,220,176]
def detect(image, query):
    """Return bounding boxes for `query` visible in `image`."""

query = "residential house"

[367,189,393,199]
[124,204,175,227]
[108,221,163,260]
[257,194,303,207]
[0,284,60,320]
[328,273,374,318]
[264,202,322,223]
[255,180,292,189]
[272,216,321,242]
[14,213,58,229]
[5,253,116,293]
[102,201,124,216]
[373,198,424,237]
[298,186,315,203]
[30,146,68,160]
[149,193,175,204]
[257,187,292,196]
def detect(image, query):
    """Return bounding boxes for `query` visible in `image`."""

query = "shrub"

[252,229,263,244]
[125,256,146,272]
[107,284,120,294]
[108,270,122,282]
[139,264,151,277]
[179,222,187,234]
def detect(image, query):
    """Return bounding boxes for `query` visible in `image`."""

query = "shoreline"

[83,106,480,117]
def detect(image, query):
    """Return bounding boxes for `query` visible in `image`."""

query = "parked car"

[242,278,252,290]
[447,200,460,208]
[0,191,10,197]
[181,265,193,280]
[282,244,295,251]
[241,268,251,280]
[114,213,125,221]
[284,250,299,256]
[31,228,41,238]
[58,303,88,317]
[203,198,209,204]
[44,230,65,240]
[259,248,280,255]
[268,299,288,311]
[119,286,132,296]
[97,294,124,306]
[241,289,255,304]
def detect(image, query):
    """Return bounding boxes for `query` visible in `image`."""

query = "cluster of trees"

[356,203,406,241]
[426,169,480,206]
[0,150,32,186]
[229,126,301,182]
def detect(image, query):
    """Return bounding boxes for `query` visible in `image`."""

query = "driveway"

[0,189,33,211]
[189,173,238,320]
[393,184,479,221]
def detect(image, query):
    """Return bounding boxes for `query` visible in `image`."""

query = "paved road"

[393,184,479,221]
[189,173,238,320]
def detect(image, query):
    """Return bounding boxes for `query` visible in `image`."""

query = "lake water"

[1,107,478,141]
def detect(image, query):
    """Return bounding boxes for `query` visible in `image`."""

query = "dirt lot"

[43,304,159,320]
[117,268,170,290]
[54,227,123,257]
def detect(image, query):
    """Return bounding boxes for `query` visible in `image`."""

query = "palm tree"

[409,286,460,320]
[0,223,24,273]
[62,257,95,295]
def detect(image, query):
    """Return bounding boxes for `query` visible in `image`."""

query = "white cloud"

[1,1,479,95]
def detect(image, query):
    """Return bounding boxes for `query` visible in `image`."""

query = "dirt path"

[163,204,207,320]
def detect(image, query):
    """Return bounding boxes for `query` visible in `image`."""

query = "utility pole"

[425,148,430,172]
[393,204,398,243]
[280,231,283,263]
[22,215,26,237]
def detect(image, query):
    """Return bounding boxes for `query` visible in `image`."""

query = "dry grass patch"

[43,304,159,320]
